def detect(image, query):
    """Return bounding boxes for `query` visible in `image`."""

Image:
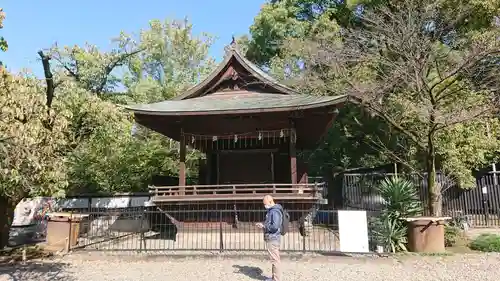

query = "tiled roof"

[126,92,347,115]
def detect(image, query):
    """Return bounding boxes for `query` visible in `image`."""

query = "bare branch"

[37,50,56,109]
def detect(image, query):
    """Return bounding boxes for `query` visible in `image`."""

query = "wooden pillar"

[271,152,275,183]
[289,126,299,193]
[205,152,212,185]
[179,129,186,195]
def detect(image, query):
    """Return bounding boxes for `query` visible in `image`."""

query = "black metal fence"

[67,203,346,253]
[341,172,500,227]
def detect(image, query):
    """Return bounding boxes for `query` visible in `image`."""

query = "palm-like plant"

[372,177,423,252]
[377,177,423,219]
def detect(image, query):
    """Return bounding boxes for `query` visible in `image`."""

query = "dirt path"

[1,252,499,281]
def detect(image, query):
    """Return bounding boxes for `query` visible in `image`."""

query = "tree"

[246,0,342,65]
[291,1,500,216]
[63,92,179,194]
[47,34,142,96]
[36,18,214,194]
[0,8,8,66]
[246,0,500,65]
[123,18,216,103]
[0,69,69,248]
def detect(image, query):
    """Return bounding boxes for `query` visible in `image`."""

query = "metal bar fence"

[342,172,500,227]
[67,204,347,253]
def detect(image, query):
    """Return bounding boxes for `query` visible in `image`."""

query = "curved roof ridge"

[174,40,300,100]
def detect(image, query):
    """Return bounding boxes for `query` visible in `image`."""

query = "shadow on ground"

[317,251,349,257]
[0,261,72,281]
[233,265,267,280]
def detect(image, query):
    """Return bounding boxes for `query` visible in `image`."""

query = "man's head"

[263,195,275,209]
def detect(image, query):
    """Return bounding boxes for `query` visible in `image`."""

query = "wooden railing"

[148,183,325,202]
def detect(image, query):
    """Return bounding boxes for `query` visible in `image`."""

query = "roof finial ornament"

[224,35,239,57]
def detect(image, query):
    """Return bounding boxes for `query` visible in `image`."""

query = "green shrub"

[469,234,500,252]
[444,225,461,247]
[371,177,423,252]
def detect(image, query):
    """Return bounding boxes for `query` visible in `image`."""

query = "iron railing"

[68,205,342,253]
[341,172,500,227]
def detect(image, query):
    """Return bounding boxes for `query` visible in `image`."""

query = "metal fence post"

[67,210,73,253]
[140,207,146,252]
[219,210,224,252]
[482,185,489,226]
[302,219,307,254]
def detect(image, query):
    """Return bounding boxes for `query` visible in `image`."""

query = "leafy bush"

[372,177,423,252]
[445,215,469,247]
[469,234,500,252]
[444,225,461,247]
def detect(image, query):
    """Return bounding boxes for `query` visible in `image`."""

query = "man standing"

[256,195,283,281]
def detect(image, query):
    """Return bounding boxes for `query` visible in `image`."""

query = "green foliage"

[372,214,409,252]
[124,18,216,103]
[247,0,500,65]
[302,104,413,175]
[0,8,8,67]
[52,81,194,195]
[0,8,6,53]
[377,177,423,217]
[444,225,462,247]
[372,177,422,252]
[246,0,358,64]
[68,127,174,194]
[265,0,500,216]
[0,16,211,247]
[247,1,500,190]
[49,38,139,95]
[0,69,69,202]
[33,17,212,195]
[469,234,500,252]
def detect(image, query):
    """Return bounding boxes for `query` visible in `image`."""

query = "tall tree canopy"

[246,0,500,65]
[270,0,500,215]
[123,18,216,103]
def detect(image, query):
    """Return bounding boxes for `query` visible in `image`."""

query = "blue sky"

[0,0,264,76]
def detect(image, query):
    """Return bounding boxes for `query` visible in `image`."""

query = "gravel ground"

[1,252,500,281]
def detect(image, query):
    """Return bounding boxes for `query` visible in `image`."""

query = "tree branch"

[95,48,144,95]
[37,50,56,109]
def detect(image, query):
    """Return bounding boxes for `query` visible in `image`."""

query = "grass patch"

[469,234,500,252]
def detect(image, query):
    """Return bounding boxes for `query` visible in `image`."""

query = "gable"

[174,45,299,100]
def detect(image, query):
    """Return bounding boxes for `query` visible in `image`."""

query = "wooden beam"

[179,129,186,194]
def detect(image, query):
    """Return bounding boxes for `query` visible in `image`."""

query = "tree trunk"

[426,143,442,217]
[0,195,14,249]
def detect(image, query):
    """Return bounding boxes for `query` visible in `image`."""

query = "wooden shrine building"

[126,41,347,215]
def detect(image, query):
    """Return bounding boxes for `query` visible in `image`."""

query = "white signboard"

[338,210,369,253]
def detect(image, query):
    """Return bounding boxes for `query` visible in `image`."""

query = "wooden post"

[289,127,299,193]
[179,129,186,195]
[271,152,275,183]
[205,152,212,185]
